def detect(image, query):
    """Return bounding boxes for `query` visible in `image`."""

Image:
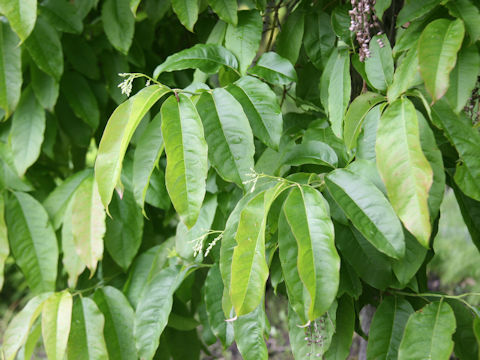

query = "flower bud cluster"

[349,0,384,61]
[303,318,325,357]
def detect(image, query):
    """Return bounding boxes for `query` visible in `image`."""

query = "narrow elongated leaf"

[249,52,297,85]
[0,20,22,118]
[71,176,105,273]
[303,10,336,69]
[375,0,392,20]
[2,293,50,360]
[446,0,480,43]
[171,0,198,31]
[233,303,268,360]
[93,286,137,360]
[102,0,134,54]
[326,169,405,259]
[387,47,420,103]
[0,144,33,191]
[19,320,42,360]
[42,292,73,360]
[276,8,304,65]
[161,94,208,228]
[24,18,63,81]
[40,0,83,34]
[343,92,385,150]
[227,75,282,150]
[396,0,441,27]
[6,192,58,293]
[134,265,186,360]
[367,297,414,360]
[356,104,382,161]
[282,141,338,168]
[95,85,170,210]
[0,0,36,42]
[474,317,480,350]
[67,297,108,360]
[225,10,262,74]
[418,18,465,102]
[365,35,394,91]
[196,88,254,188]
[154,44,238,79]
[398,301,456,360]
[376,98,433,247]
[10,87,45,176]
[324,296,355,360]
[283,186,340,320]
[391,230,427,286]
[0,194,7,290]
[208,0,237,25]
[30,64,58,111]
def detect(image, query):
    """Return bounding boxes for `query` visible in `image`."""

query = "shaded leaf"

[40,0,83,34]
[249,52,297,85]
[365,35,394,91]
[324,296,355,360]
[171,0,198,31]
[102,0,135,54]
[233,303,268,360]
[276,8,304,65]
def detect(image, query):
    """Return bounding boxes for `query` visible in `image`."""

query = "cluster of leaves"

[1,0,480,359]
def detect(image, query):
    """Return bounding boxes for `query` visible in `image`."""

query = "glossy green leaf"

[324,296,355,360]
[93,286,137,360]
[171,0,198,31]
[326,169,405,259]
[398,301,456,360]
[0,194,7,290]
[24,18,63,81]
[40,0,83,34]
[376,98,433,247]
[396,0,441,27]
[446,0,480,43]
[2,293,50,360]
[154,44,238,79]
[102,0,135,54]
[276,8,304,65]
[67,297,108,360]
[347,159,387,196]
[391,230,427,286]
[282,141,338,168]
[387,47,421,103]
[448,300,479,360]
[249,52,297,85]
[375,0,392,20]
[418,18,465,102]
[134,265,186,360]
[196,88,254,188]
[0,20,21,118]
[227,75,282,150]
[162,94,208,228]
[71,176,105,274]
[208,0,237,25]
[356,104,382,161]
[343,92,385,150]
[225,10,262,74]
[474,316,480,350]
[303,10,336,70]
[367,297,414,360]
[233,303,268,360]
[365,35,394,91]
[95,84,170,210]
[6,192,58,293]
[0,0,36,42]
[41,292,73,360]
[0,143,33,191]
[30,64,58,111]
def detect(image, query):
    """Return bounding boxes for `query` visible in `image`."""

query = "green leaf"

[208,0,237,25]
[367,297,414,360]
[356,104,382,161]
[391,231,427,286]
[93,286,137,360]
[448,300,479,360]
[67,297,108,360]
[171,0,198,31]
[0,20,21,118]
[161,94,208,228]
[398,301,456,360]
[10,87,45,176]
[276,8,304,65]
[0,144,33,191]
[0,0,36,42]
[320,48,351,138]
[71,176,106,274]
[324,296,355,360]
[387,47,421,103]
[474,316,480,351]
[396,0,441,27]
[19,320,42,360]
[446,0,480,43]
[95,85,170,210]
[227,75,282,150]
[365,35,394,92]
[343,92,385,150]
[154,44,239,79]
[303,10,336,70]
[376,98,433,247]
[233,303,268,360]
[375,0,392,20]
[432,100,480,201]
[40,0,83,34]
[196,88,254,188]
[30,64,58,111]
[6,192,58,293]
[418,18,465,102]
[102,0,135,54]
[326,169,405,259]
[282,141,338,168]
[225,10,262,74]
[445,44,480,113]
[249,52,297,85]
[63,35,99,80]
[2,293,50,360]
[42,292,73,360]
[0,194,7,290]
[282,186,340,320]
[24,17,63,81]
[134,265,186,360]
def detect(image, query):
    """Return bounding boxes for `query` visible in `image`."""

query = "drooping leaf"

[446,0,480,43]
[0,0,37,42]
[19,320,42,360]
[6,192,58,293]
[365,35,394,92]
[396,0,442,27]
[67,297,108,360]
[303,10,336,70]
[448,300,479,360]
[41,291,73,360]
[0,143,33,191]
[95,85,170,210]
[418,18,465,102]
[391,230,427,286]
[356,104,382,161]
[0,20,22,118]
[326,169,405,259]
[276,8,304,65]
[93,286,138,360]
[387,47,421,103]
[196,88,254,188]
[282,141,338,168]
[375,0,392,20]
[30,64,58,111]
[171,0,198,31]
[40,0,83,34]
[208,0,237,25]
[324,296,355,360]
[233,303,268,360]
[376,98,433,247]
[161,94,208,228]
[249,52,297,85]
[102,0,135,54]
[225,10,262,74]
[398,301,456,360]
